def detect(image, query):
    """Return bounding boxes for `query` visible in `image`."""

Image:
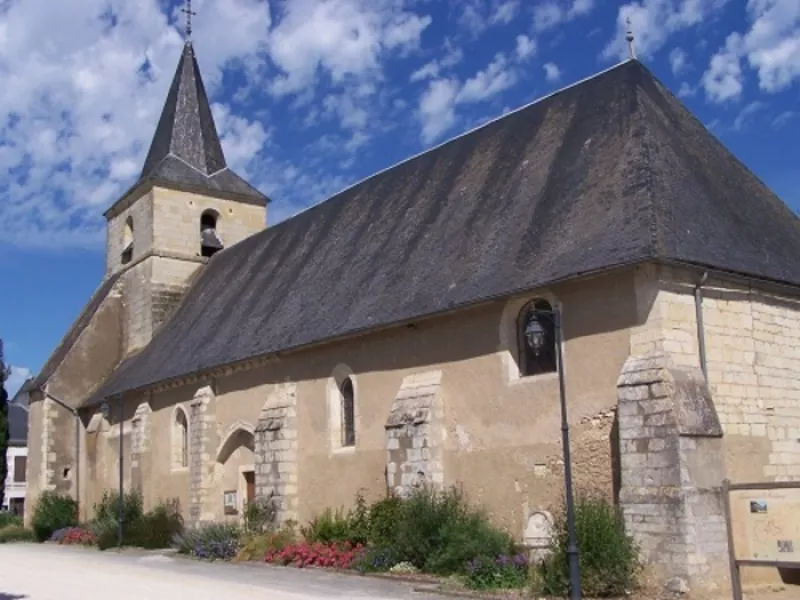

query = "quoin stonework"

[24,37,800,597]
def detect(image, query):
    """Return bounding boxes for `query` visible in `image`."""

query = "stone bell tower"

[104,41,268,354]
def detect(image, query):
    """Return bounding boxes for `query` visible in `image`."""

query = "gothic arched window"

[173,407,189,469]
[200,209,223,257]
[340,377,356,447]
[121,216,134,265]
[518,299,558,377]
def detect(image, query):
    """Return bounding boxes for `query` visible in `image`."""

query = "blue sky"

[1,0,798,397]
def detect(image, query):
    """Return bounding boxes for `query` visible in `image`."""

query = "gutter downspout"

[40,390,80,517]
[694,272,709,380]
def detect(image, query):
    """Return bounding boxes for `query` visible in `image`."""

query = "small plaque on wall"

[223,490,238,515]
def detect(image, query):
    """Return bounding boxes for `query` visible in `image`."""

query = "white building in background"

[3,380,30,516]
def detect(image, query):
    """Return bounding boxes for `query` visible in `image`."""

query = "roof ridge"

[633,65,663,258]
[276,59,636,225]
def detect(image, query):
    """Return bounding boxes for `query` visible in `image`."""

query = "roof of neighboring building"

[8,401,28,446]
[86,59,800,404]
[105,42,267,217]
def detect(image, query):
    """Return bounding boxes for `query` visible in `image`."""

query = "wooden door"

[244,471,256,503]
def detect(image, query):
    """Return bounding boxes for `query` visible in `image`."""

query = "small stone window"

[200,209,223,257]
[518,299,558,377]
[173,406,189,469]
[340,377,356,447]
[121,216,134,265]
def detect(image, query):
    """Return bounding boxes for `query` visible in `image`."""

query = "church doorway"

[244,471,255,505]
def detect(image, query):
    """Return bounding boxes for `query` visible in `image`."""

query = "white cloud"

[490,1,520,25]
[772,110,796,128]
[703,33,745,102]
[515,35,537,61]
[669,47,688,74]
[458,54,517,102]
[418,53,519,144]
[733,100,765,130]
[678,81,696,97]
[544,62,562,82]
[268,0,432,96]
[419,78,461,144]
[603,0,731,60]
[533,0,595,32]
[700,0,800,103]
[410,41,463,82]
[5,366,31,398]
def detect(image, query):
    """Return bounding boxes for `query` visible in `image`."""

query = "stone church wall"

[81,268,637,537]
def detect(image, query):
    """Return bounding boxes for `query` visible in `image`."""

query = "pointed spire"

[625,18,637,60]
[137,42,266,205]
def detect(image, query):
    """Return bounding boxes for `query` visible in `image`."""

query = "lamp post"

[525,306,582,599]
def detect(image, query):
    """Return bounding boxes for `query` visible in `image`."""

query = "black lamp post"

[525,306,582,599]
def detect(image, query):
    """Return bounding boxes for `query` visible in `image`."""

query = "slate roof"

[107,42,267,214]
[87,59,800,404]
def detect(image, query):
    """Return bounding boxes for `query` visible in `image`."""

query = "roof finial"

[181,0,197,41]
[625,17,636,60]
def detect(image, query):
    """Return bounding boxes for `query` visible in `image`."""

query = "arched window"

[340,377,356,447]
[121,216,134,264]
[200,209,223,257]
[173,407,189,469]
[518,299,558,377]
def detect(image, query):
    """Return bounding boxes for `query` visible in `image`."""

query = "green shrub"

[0,524,36,543]
[91,494,183,551]
[174,523,241,560]
[380,487,513,575]
[536,495,641,597]
[301,507,354,545]
[465,554,530,590]
[0,512,23,529]
[235,522,297,562]
[32,492,78,542]
[93,490,144,526]
[129,500,183,549]
[365,495,404,548]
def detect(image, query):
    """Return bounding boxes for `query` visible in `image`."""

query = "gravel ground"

[0,544,442,600]
[1,543,797,600]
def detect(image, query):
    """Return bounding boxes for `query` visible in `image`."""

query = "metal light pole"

[525,306,582,599]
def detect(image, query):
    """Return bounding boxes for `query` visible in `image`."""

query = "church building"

[24,36,800,594]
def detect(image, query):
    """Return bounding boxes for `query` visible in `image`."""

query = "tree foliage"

[0,339,10,509]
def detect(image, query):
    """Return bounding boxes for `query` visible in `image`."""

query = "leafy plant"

[93,490,143,526]
[129,499,183,549]
[352,546,401,573]
[301,507,354,545]
[465,554,529,590]
[243,494,277,534]
[235,522,297,562]
[0,524,35,543]
[32,491,78,542]
[0,512,22,530]
[54,526,96,546]
[174,523,241,560]
[536,495,641,598]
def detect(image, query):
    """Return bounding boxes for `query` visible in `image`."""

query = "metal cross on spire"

[181,0,197,41]
[625,17,637,60]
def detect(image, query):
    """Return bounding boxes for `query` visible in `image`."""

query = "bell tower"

[103,39,268,354]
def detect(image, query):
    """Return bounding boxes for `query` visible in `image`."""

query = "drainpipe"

[694,272,709,380]
[39,389,81,516]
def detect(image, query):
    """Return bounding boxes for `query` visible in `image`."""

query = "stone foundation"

[617,352,730,594]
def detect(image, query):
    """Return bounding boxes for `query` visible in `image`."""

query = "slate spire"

[137,42,266,205]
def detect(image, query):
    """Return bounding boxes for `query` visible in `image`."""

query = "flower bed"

[265,541,365,569]
[50,526,97,546]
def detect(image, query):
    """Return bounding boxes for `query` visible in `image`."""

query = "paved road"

[0,544,443,600]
